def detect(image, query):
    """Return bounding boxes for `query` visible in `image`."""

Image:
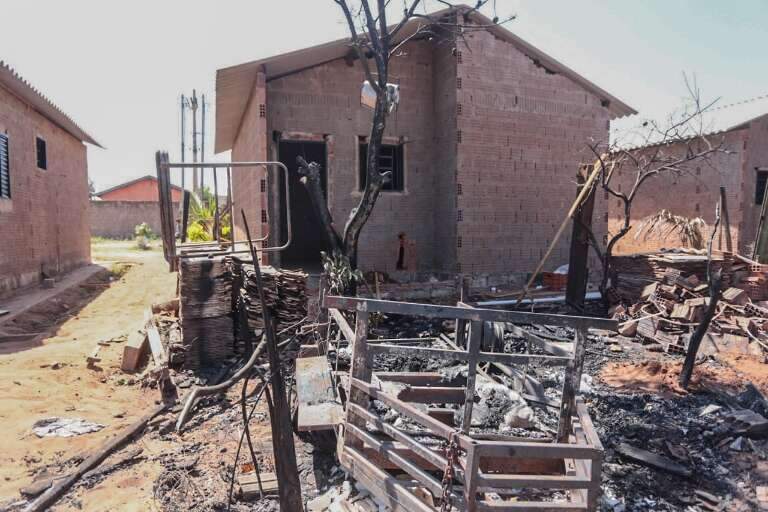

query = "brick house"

[91,176,182,239]
[214,6,635,276]
[608,111,768,256]
[95,175,183,202]
[0,61,100,295]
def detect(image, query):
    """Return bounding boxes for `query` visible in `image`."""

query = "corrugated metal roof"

[0,60,102,148]
[214,4,637,153]
[616,95,768,152]
[95,175,182,197]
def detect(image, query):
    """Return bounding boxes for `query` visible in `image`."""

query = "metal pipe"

[213,166,220,243]
[227,165,234,253]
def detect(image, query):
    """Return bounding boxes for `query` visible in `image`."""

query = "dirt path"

[0,240,176,508]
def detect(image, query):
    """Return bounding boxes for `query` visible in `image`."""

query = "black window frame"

[0,133,10,199]
[36,136,47,170]
[358,141,405,192]
[756,170,768,206]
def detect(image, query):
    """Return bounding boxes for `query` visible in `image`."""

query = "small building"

[91,175,182,239]
[608,110,768,256]
[94,175,183,202]
[214,5,635,277]
[0,61,101,295]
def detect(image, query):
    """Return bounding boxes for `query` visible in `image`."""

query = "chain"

[440,431,460,512]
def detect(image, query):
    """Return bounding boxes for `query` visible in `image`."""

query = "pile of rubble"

[610,250,768,358]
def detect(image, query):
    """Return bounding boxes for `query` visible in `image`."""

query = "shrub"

[187,221,212,242]
[134,222,154,250]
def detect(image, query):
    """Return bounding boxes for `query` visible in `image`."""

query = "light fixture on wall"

[361,81,400,113]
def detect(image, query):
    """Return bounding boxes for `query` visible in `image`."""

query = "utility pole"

[191,89,199,194]
[201,94,206,193]
[180,95,186,192]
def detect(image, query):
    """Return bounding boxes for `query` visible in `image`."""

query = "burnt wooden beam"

[367,344,572,367]
[566,173,596,310]
[557,328,588,442]
[324,295,617,331]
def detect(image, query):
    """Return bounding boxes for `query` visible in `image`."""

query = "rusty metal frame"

[155,152,295,269]
[325,296,611,511]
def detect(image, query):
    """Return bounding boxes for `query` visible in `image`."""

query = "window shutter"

[0,133,9,199]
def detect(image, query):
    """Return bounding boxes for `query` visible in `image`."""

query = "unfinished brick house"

[608,110,768,256]
[0,61,100,295]
[214,6,635,277]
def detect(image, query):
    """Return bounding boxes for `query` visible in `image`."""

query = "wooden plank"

[295,356,342,431]
[476,473,591,491]
[575,400,603,451]
[397,386,466,404]
[376,372,446,385]
[329,308,355,342]
[474,440,599,460]
[345,423,447,499]
[346,402,450,475]
[144,309,166,367]
[557,328,588,442]
[341,445,437,512]
[566,171,596,310]
[461,321,483,432]
[477,500,587,511]
[367,344,572,366]
[351,377,463,444]
[344,312,371,450]
[615,443,692,477]
[324,296,618,331]
[240,472,279,499]
[120,330,148,372]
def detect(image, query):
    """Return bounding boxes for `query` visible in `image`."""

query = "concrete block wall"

[431,41,458,272]
[266,41,437,272]
[740,114,768,254]
[0,84,90,295]
[608,129,747,255]
[232,70,268,255]
[90,200,179,239]
[455,27,611,275]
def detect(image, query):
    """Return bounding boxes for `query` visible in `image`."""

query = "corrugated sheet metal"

[0,61,101,148]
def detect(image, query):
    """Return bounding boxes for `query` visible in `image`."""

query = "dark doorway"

[278,140,329,268]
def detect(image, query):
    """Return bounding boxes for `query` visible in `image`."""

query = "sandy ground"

[0,240,177,510]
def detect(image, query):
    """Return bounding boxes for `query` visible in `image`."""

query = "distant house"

[0,61,101,295]
[91,175,183,239]
[214,4,635,276]
[608,110,768,256]
[95,175,183,202]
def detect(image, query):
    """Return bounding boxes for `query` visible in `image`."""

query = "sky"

[1,0,766,191]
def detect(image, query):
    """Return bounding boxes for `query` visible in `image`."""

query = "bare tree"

[584,77,733,299]
[296,0,513,293]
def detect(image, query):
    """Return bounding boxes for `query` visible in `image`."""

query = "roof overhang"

[215,5,636,153]
[0,61,102,148]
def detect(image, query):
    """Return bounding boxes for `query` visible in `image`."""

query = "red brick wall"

[99,177,183,202]
[455,27,610,275]
[607,130,748,255]
[0,84,90,294]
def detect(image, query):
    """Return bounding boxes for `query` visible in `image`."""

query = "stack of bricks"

[744,264,768,301]
[178,255,234,370]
